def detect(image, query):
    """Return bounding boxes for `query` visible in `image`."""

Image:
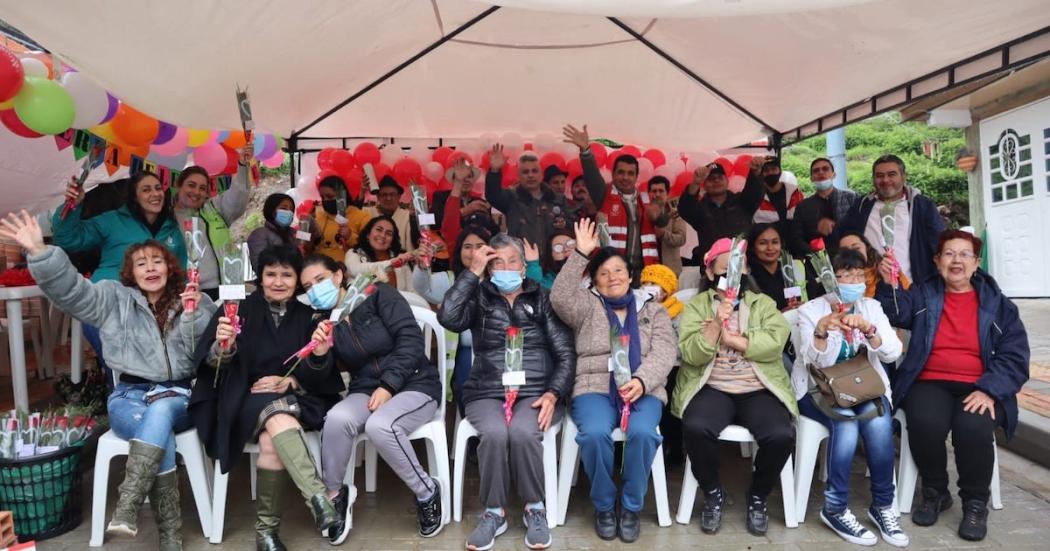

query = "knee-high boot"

[255,468,289,551]
[148,469,182,551]
[107,440,165,537]
[270,428,339,533]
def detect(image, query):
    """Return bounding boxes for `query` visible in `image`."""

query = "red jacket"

[598,188,659,267]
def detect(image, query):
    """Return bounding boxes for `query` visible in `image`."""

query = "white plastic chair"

[453,415,561,529]
[676,424,798,528]
[210,431,322,544]
[555,416,672,527]
[673,288,698,305]
[339,306,452,528]
[895,409,1002,513]
[90,371,214,547]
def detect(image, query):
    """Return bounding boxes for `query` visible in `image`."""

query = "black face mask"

[763,174,781,187]
[321,199,338,215]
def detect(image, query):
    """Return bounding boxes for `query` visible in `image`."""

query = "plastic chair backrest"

[673,288,698,304]
[411,305,449,421]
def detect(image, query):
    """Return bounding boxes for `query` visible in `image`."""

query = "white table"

[0,285,80,410]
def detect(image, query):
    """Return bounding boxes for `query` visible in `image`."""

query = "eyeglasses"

[940,250,976,261]
[551,240,577,254]
[834,271,866,283]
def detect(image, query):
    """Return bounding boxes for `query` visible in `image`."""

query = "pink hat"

[704,237,747,268]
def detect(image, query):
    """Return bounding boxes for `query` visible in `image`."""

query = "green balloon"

[14,76,75,135]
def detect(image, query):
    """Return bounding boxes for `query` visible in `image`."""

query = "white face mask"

[813,178,835,191]
[641,284,664,301]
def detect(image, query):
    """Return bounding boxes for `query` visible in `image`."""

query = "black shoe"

[417,485,443,538]
[594,509,617,541]
[745,494,768,536]
[958,499,988,541]
[912,487,952,527]
[700,486,726,534]
[618,509,640,543]
[310,493,340,533]
[327,486,352,545]
[257,531,289,551]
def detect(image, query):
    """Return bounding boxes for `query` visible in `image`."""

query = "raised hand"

[522,238,540,262]
[0,210,46,256]
[488,144,505,172]
[215,316,237,342]
[749,156,768,173]
[469,244,498,277]
[180,282,201,312]
[561,123,590,151]
[240,142,255,165]
[692,165,711,187]
[573,218,599,256]
[64,176,85,207]
[451,157,473,183]
[311,320,333,356]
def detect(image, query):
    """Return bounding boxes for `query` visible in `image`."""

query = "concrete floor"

[34,436,1050,551]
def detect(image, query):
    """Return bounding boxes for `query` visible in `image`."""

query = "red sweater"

[919,290,984,383]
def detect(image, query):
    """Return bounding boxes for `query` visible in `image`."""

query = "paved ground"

[36,433,1050,550]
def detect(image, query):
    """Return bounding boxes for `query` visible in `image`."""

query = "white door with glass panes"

[979,96,1050,297]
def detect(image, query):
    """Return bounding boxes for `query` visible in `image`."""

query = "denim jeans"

[572,393,663,513]
[107,383,192,472]
[798,394,896,513]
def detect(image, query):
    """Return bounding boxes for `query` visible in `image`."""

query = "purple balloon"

[100,93,118,123]
[153,121,177,145]
[257,134,278,160]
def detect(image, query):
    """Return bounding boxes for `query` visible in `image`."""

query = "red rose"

[809,237,826,252]
[364,284,377,295]
[507,326,519,338]
[619,334,631,346]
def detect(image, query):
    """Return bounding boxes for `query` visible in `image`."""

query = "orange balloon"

[116,143,150,167]
[223,130,247,149]
[110,103,159,146]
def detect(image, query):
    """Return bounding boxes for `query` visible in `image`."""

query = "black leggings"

[681,386,795,498]
[903,380,1004,502]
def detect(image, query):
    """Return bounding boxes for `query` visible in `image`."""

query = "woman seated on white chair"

[438,233,575,551]
[297,255,443,544]
[188,245,344,551]
[3,211,213,551]
[796,248,906,547]
[673,237,795,537]
[550,219,675,543]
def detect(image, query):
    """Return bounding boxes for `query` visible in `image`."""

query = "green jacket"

[52,204,187,282]
[671,288,797,418]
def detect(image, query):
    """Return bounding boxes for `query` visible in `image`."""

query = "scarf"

[601,290,641,411]
[661,295,683,318]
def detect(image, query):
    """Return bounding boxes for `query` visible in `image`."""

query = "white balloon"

[20,57,48,78]
[479,132,498,149]
[727,174,747,193]
[654,164,678,181]
[556,141,578,159]
[408,146,431,164]
[61,72,110,129]
[381,146,404,166]
[599,168,612,183]
[501,132,524,157]
[424,161,444,181]
[533,133,556,152]
[638,157,654,183]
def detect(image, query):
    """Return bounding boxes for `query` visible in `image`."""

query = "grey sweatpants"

[321,391,438,499]
[464,397,563,509]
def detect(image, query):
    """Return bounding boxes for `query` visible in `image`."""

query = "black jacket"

[678,172,764,264]
[840,188,944,284]
[485,171,575,259]
[438,271,575,404]
[329,283,442,402]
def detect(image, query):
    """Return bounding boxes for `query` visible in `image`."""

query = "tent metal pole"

[287,136,298,187]
[291,6,500,138]
[606,17,777,135]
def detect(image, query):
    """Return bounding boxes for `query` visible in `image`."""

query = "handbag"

[807,345,886,421]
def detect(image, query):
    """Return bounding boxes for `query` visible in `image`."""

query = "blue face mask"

[838,282,866,304]
[813,178,835,191]
[490,270,523,293]
[306,278,339,310]
[274,209,294,227]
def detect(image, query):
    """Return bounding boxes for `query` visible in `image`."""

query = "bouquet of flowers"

[720,237,747,329]
[214,243,253,383]
[502,326,525,426]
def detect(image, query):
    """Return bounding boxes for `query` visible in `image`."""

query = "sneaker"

[745,494,769,536]
[417,484,443,538]
[594,509,617,541]
[821,508,878,546]
[327,486,352,546]
[466,511,507,551]
[958,499,988,542]
[700,486,726,534]
[523,508,552,549]
[912,487,952,527]
[868,504,909,547]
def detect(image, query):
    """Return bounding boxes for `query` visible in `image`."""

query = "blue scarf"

[601,291,641,411]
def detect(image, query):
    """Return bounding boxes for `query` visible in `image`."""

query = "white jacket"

[792,296,902,401]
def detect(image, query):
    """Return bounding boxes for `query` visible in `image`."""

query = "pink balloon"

[727,174,747,193]
[192,142,228,176]
[262,150,285,169]
[151,127,189,157]
[424,161,443,182]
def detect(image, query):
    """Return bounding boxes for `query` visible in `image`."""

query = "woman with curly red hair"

[2,211,214,551]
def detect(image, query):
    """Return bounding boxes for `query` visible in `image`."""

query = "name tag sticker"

[607,358,615,372]
[784,286,803,299]
[417,213,436,226]
[329,308,345,322]
[219,285,246,301]
[296,230,312,241]
[502,371,526,386]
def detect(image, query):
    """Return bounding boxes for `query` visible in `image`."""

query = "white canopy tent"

[1,0,1049,199]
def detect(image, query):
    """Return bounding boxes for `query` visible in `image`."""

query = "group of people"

[0,124,1030,551]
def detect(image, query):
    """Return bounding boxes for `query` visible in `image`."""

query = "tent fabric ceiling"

[1,1,1049,151]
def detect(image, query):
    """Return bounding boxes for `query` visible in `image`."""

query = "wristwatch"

[813,328,829,339]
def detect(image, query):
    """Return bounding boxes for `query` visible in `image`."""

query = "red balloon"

[732,154,753,177]
[353,142,381,166]
[523,143,534,151]
[221,145,239,175]
[392,158,423,185]
[501,162,517,188]
[539,152,566,172]
[619,145,641,158]
[0,47,25,102]
[330,149,355,173]
[672,172,694,198]
[480,149,499,170]
[643,148,666,168]
[343,167,364,198]
[373,162,391,183]
[431,146,454,166]
[1,109,42,138]
[315,169,341,189]
[444,150,473,169]
[589,142,607,167]
[714,157,734,178]
[296,199,315,218]
[317,148,336,170]
[566,158,582,175]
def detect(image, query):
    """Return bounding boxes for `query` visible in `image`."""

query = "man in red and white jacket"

[754,157,810,255]
[563,123,659,281]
